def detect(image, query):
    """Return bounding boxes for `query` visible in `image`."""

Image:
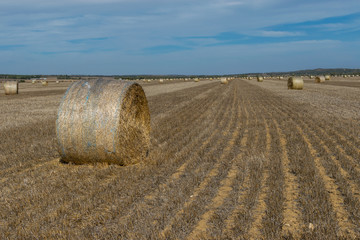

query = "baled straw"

[4,81,18,95]
[288,77,304,90]
[56,79,151,165]
[325,75,331,80]
[220,77,228,84]
[315,76,325,83]
[42,81,48,86]
[257,76,264,82]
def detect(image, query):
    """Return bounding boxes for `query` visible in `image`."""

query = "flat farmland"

[1,78,360,239]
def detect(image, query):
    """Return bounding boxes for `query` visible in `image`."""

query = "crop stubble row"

[1,79,360,239]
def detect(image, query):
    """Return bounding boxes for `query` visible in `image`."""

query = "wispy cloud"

[256,31,304,37]
[264,12,360,33]
[142,45,192,55]
[0,1,359,74]
[68,37,110,44]
[38,47,115,55]
[0,44,25,51]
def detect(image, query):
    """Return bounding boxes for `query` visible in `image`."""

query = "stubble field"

[0,77,360,239]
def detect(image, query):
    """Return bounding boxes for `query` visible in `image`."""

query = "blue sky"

[0,0,359,75]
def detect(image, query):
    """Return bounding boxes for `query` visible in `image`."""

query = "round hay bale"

[159,79,164,83]
[32,80,36,84]
[315,76,325,83]
[194,78,199,82]
[220,77,228,84]
[56,80,60,84]
[288,77,303,90]
[325,75,331,80]
[56,79,150,165]
[42,81,48,86]
[4,81,18,95]
[257,76,263,82]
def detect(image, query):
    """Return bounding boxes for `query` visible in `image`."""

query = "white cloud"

[257,31,305,37]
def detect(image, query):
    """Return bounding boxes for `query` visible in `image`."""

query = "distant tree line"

[0,74,42,79]
[57,75,81,80]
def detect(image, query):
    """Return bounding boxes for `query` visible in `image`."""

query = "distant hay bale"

[42,81,48,86]
[325,75,331,80]
[56,79,150,165]
[147,79,151,83]
[315,76,325,83]
[4,81,18,95]
[32,80,36,84]
[257,76,264,82]
[56,80,60,84]
[288,77,304,90]
[194,78,199,82]
[310,76,314,79]
[159,79,164,83]
[220,78,228,84]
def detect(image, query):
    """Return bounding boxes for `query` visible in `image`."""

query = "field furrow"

[185,101,250,239]
[157,84,244,239]
[222,102,265,238]
[256,81,359,238]
[1,78,360,239]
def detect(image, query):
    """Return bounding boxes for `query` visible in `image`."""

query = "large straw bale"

[288,76,304,90]
[220,77,228,84]
[325,75,331,80]
[56,79,150,165]
[315,76,325,83]
[4,81,18,95]
[257,76,264,82]
[194,78,199,82]
[42,81,48,86]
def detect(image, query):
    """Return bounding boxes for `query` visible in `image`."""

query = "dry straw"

[315,76,325,83]
[4,81,18,95]
[159,79,164,83]
[42,81,48,86]
[56,79,151,165]
[257,76,264,82]
[220,77,228,84]
[325,75,331,80]
[288,77,304,90]
[194,78,199,82]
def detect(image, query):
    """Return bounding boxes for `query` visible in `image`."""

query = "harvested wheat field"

[1,77,360,239]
